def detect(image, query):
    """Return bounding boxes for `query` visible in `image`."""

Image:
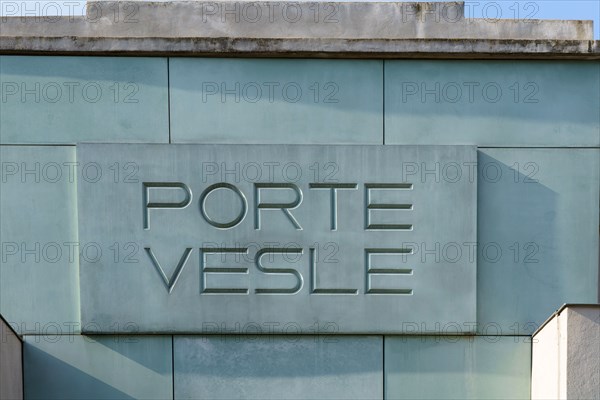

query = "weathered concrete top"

[1,1,598,59]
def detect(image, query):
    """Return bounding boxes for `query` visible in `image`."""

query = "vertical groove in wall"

[529,335,533,399]
[167,58,172,144]
[172,335,175,400]
[382,335,385,399]
[382,60,386,145]
[21,340,25,400]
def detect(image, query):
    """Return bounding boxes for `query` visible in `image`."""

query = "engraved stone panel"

[77,144,476,333]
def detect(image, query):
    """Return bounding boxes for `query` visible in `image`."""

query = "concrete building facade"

[0,1,598,399]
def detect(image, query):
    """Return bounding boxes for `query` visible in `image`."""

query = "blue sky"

[1,0,598,39]
[461,0,599,38]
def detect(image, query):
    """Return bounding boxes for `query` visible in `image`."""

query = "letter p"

[401,82,419,103]
[143,182,192,230]
[202,82,219,103]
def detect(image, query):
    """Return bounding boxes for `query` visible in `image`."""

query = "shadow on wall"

[23,335,172,400]
[477,149,568,335]
[167,58,383,143]
[24,344,134,400]
[0,55,164,89]
[23,335,382,399]
[385,60,596,124]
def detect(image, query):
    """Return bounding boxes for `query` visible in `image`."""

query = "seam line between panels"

[478,146,600,149]
[382,60,386,146]
[172,335,175,400]
[167,57,172,144]
[382,335,386,400]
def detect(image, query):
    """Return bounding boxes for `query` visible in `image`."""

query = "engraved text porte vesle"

[77,144,477,333]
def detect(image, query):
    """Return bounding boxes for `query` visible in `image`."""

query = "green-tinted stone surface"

[385,336,531,399]
[174,335,382,399]
[170,58,383,144]
[23,335,173,399]
[77,144,476,333]
[0,146,80,334]
[385,60,600,147]
[477,148,600,334]
[0,56,169,144]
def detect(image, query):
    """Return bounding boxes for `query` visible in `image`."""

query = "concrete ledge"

[0,1,593,40]
[1,36,598,59]
[0,2,597,58]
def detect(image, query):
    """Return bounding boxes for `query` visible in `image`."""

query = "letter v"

[145,248,193,293]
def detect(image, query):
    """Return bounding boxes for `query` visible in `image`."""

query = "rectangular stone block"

[0,56,168,144]
[170,58,383,144]
[77,144,476,333]
[23,335,172,399]
[384,61,600,147]
[385,336,531,399]
[0,315,23,400]
[477,149,599,334]
[0,146,80,334]
[174,335,382,399]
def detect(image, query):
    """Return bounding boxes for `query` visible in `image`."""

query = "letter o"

[482,162,502,183]
[42,162,62,183]
[200,183,247,229]
[242,82,262,103]
[442,82,461,103]
[482,3,501,22]
[242,2,262,22]
[282,82,302,103]
[82,242,102,263]
[482,82,502,103]
[482,242,502,263]
[82,162,102,183]
[282,3,302,22]
[82,82,102,103]
[42,322,62,343]
[42,3,62,23]
[442,162,462,183]
[86,3,102,22]
[442,242,462,263]
[42,82,62,103]
[42,242,62,263]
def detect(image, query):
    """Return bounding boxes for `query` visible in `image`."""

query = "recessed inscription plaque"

[78,144,477,333]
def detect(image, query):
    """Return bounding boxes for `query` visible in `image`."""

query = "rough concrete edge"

[0,17,593,41]
[0,37,599,59]
[81,1,589,39]
[533,304,600,338]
